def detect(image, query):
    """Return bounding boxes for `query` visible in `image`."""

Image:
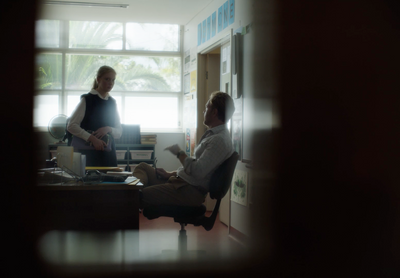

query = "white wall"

[37,0,213,25]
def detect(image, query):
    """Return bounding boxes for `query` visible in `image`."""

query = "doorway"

[197,41,232,227]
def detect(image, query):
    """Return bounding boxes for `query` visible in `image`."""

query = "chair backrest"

[208,151,239,200]
[114,124,141,144]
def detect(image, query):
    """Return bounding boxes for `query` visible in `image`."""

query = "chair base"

[152,225,208,261]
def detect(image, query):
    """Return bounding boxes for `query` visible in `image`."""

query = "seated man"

[134,91,235,208]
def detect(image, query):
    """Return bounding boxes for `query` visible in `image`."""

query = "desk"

[35,183,141,233]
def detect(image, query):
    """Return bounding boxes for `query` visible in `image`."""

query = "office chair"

[143,151,239,258]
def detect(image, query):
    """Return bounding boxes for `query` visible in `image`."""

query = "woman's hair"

[209,91,235,123]
[92,65,116,89]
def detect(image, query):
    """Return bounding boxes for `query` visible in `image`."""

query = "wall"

[183,0,258,238]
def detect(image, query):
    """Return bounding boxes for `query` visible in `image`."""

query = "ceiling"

[38,0,214,25]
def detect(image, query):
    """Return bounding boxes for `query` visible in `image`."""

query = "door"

[197,32,233,225]
[203,52,221,211]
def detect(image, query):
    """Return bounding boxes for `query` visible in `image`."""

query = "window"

[35,20,182,132]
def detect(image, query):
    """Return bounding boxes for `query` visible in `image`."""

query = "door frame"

[197,30,234,229]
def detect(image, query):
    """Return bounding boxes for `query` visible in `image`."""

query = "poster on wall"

[221,45,231,75]
[232,96,243,160]
[183,95,195,131]
[232,73,238,98]
[190,70,197,93]
[186,128,191,155]
[231,169,248,206]
[190,127,196,157]
[184,49,190,74]
[184,73,190,94]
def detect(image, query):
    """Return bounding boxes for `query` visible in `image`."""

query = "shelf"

[115,143,155,167]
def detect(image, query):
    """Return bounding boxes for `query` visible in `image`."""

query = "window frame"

[35,19,184,133]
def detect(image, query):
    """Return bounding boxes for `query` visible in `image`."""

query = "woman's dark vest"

[80,93,117,132]
[79,93,118,167]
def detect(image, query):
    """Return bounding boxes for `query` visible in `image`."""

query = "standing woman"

[68,65,122,166]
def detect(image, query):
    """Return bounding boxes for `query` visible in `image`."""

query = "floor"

[138,211,247,262]
[37,211,248,276]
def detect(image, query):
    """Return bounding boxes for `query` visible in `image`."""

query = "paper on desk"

[100,176,142,186]
[38,170,76,184]
[57,146,74,169]
[106,171,133,176]
[127,177,142,186]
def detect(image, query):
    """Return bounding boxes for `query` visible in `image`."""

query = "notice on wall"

[182,95,197,157]
[221,45,231,75]
[190,70,197,93]
[183,94,195,127]
[184,49,190,74]
[231,169,248,206]
[184,73,190,94]
[186,128,191,155]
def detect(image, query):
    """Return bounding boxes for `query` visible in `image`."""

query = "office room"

[4,0,400,277]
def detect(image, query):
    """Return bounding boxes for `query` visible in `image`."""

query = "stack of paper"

[57,146,74,169]
[73,153,86,177]
[141,134,157,144]
[106,171,133,176]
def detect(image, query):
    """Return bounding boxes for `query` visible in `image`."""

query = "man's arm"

[182,138,229,179]
[177,150,187,164]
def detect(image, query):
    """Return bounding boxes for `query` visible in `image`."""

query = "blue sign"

[212,11,216,37]
[207,16,211,41]
[218,6,223,33]
[223,1,228,29]
[202,20,206,43]
[229,0,235,25]
[197,0,235,45]
[198,23,202,46]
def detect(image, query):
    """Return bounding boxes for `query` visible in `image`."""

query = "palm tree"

[35,53,62,90]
